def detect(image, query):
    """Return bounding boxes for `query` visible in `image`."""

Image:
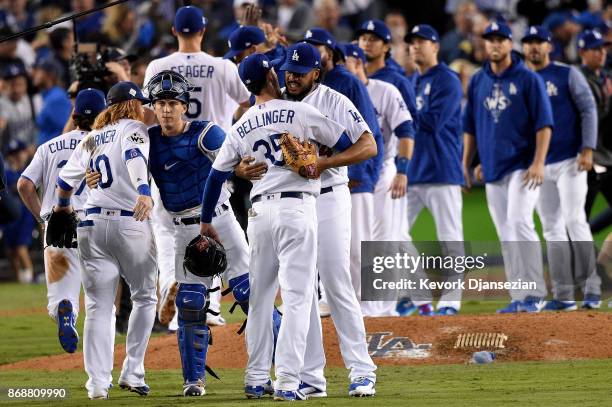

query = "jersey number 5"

[253,133,286,167]
[186,86,202,119]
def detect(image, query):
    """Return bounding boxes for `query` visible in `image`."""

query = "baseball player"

[402,25,466,316]
[302,28,385,311]
[54,81,156,399]
[463,22,554,313]
[200,53,376,401]
[143,6,252,326]
[17,89,106,353]
[279,42,377,396]
[344,43,424,317]
[522,26,602,310]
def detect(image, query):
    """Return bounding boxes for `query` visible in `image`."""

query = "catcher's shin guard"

[228,274,250,315]
[176,284,212,387]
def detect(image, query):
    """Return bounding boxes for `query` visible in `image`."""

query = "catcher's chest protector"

[148,121,213,212]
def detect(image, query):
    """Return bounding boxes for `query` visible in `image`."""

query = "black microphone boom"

[0,0,130,43]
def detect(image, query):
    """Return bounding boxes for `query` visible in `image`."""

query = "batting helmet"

[146,70,191,104]
[183,235,227,278]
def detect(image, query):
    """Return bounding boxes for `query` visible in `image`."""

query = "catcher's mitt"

[183,235,227,278]
[45,210,79,248]
[279,132,319,179]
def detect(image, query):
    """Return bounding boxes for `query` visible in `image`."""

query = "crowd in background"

[0,0,611,283]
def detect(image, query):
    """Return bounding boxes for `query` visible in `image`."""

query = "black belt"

[173,204,229,225]
[320,186,333,194]
[251,192,304,203]
[85,207,134,217]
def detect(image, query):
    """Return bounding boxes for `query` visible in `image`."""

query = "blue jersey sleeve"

[394,120,414,139]
[528,73,554,132]
[198,124,226,152]
[462,76,476,135]
[201,168,232,223]
[417,73,463,136]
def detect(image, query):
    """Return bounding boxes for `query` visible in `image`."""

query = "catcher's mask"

[145,70,191,105]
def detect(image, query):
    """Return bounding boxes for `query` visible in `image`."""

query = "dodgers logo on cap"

[292,50,300,61]
[367,20,375,31]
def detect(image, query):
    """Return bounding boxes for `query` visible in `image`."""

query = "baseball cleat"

[273,389,308,401]
[418,303,435,316]
[519,297,545,313]
[183,380,205,396]
[497,300,521,314]
[396,298,416,316]
[298,382,327,398]
[348,377,376,397]
[88,388,109,400]
[245,379,274,398]
[159,281,178,325]
[119,383,150,396]
[542,300,577,311]
[582,294,601,309]
[57,299,78,353]
[435,306,459,316]
[206,314,226,326]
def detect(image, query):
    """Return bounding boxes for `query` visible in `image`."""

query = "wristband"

[57,197,71,207]
[395,157,410,175]
[137,184,152,196]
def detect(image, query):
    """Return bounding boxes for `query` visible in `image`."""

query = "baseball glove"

[183,235,227,278]
[45,210,79,248]
[279,132,319,179]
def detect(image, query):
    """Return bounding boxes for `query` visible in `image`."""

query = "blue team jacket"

[463,52,554,183]
[409,63,464,185]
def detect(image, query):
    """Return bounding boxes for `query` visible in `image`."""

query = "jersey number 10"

[89,154,114,189]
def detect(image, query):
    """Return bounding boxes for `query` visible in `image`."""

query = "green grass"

[1,360,611,406]
[411,186,612,242]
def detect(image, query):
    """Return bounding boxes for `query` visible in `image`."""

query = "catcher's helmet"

[146,70,191,104]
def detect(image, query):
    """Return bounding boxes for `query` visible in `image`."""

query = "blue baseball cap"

[33,57,64,79]
[577,29,611,49]
[280,43,321,74]
[343,43,365,64]
[238,53,273,87]
[174,6,207,34]
[3,139,27,156]
[543,11,580,32]
[224,26,266,59]
[75,88,106,117]
[2,61,27,79]
[106,81,149,106]
[303,28,337,51]
[405,24,439,43]
[482,21,513,40]
[356,19,391,43]
[521,25,552,43]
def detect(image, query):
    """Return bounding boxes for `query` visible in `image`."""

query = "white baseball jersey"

[143,52,250,131]
[366,79,412,163]
[296,84,371,189]
[213,98,345,197]
[59,119,150,211]
[21,129,89,218]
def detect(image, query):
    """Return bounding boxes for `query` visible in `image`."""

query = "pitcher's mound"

[2,312,611,371]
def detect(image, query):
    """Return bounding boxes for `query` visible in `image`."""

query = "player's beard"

[286,81,315,101]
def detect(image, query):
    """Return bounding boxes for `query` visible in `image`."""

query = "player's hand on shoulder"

[133,195,153,221]
[577,148,593,172]
[389,173,408,199]
[85,169,101,189]
[522,161,545,190]
[235,156,268,180]
[200,222,221,244]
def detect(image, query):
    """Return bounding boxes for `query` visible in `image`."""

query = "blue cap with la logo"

[356,19,392,43]
[280,43,321,74]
